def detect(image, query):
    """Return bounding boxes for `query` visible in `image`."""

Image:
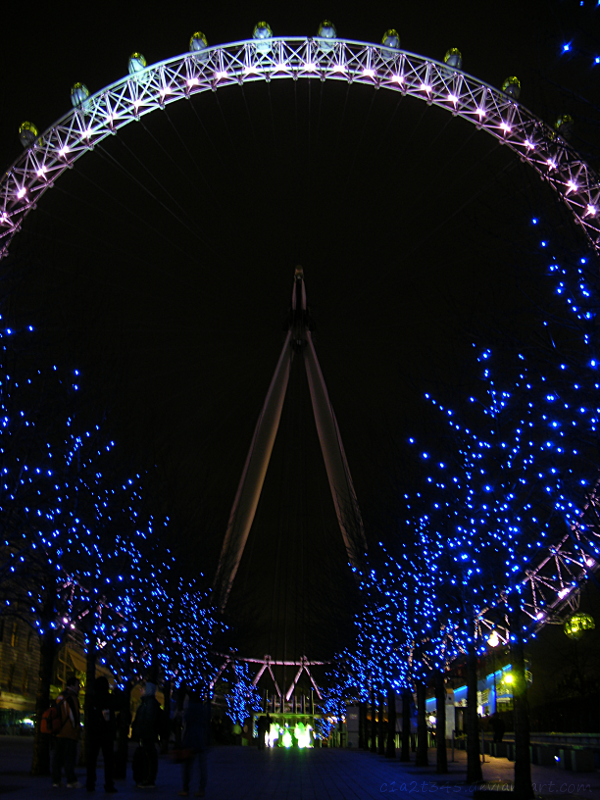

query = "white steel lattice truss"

[210,654,324,701]
[214,269,367,611]
[2,35,600,642]
[475,483,600,647]
[1,37,600,257]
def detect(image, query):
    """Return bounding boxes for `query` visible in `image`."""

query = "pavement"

[1,737,600,800]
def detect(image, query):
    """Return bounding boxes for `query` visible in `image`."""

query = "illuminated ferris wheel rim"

[2,35,600,258]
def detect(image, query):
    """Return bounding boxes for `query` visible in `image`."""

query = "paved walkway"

[1,738,599,800]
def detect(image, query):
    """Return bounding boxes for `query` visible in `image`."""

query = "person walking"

[256,715,267,750]
[52,676,82,789]
[86,676,117,793]
[491,713,505,743]
[132,682,164,788]
[178,690,211,798]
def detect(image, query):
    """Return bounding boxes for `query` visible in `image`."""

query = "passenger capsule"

[189,31,208,53]
[129,52,147,75]
[317,20,337,53]
[564,612,595,640]
[19,121,38,149]
[253,21,273,54]
[189,31,209,64]
[381,29,401,50]
[444,48,462,70]
[554,113,574,140]
[502,76,521,100]
[70,82,90,110]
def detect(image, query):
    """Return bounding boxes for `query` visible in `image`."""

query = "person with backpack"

[131,682,164,788]
[86,676,117,793]
[51,676,82,788]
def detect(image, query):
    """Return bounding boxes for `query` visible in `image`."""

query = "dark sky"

[1,0,597,662]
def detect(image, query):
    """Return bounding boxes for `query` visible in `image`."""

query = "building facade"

[0,611,39,729]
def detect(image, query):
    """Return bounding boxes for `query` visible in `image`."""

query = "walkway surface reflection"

[1,737,599,800]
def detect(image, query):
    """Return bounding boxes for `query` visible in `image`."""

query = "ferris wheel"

[3,22,600,659]
[2,25,599,258]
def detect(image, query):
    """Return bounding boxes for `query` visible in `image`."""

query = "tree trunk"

[114,680,132,780]
[435,669,448,774]
[378,690,386,755]
[83,634,97,771]
[160,679,171,754]
[386,686,396,758]
[415,680,428,767]
[511,614,534,800]
[359,702,366,749]
[31,625,56,775]
[370,687,377,753]
[466,645,483,783]
[400,686,411,762]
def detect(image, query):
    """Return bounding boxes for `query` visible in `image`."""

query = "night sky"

[1,1,597,663]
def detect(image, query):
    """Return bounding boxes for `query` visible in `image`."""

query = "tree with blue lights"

[155,575,223,697]
[0,319,179,771]
[0,313,226,775]
[0,320,93,772]
[403,272,600,790]
[319,653,369,748]
[49,440,177,762]
[347,205,600,790]
[349,559,408,755]
[352,483,463,768]
[223,662,261,729]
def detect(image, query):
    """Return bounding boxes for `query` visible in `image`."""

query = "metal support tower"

[214,267,367,610]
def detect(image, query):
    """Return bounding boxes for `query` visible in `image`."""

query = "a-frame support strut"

[214,267,367,610]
